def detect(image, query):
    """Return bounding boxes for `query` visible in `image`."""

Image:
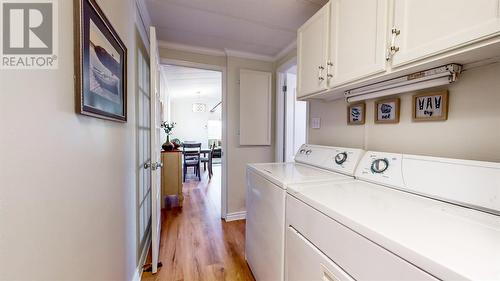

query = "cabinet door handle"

[326,61,333,79]
[386,26,401,61]
[318,65,325,81]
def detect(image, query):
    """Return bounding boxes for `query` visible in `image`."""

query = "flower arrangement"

[160,121,176,151]
[161,121,176,137]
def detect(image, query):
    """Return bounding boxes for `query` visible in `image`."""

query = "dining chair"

[200,143,215,179]
[182,142,201,181]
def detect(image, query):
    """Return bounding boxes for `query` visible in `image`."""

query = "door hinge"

[282,85,287,93]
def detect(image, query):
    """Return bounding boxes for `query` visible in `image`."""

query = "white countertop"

[288,180,500,280]
[247,162,352,189]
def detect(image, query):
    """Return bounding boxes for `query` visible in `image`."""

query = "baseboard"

[225,211,246,222]
[132,267,142,281]
[132,230,152,281]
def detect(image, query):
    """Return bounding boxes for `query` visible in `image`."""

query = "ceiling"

[145,0,328,58]
[162,65,222,100]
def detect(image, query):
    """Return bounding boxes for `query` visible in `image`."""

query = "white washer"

[245,144,364,281]
[286,151,500,281]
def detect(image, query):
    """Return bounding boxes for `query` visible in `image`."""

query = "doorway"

[160,59,227,219]
[276,58,308,162]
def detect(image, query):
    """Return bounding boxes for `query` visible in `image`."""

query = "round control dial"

[334,152,348,165]
[371,159,389,174]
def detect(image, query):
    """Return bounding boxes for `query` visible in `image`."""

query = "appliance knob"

[305,150,312,155]
[299,149,306,154]
[335,152,348,165]
[371,159,389,174]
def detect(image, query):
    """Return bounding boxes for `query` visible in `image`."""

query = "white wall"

[0,0,141,280]
[308,63,500,162]
[170,96,221,147]
[226,56,275,213]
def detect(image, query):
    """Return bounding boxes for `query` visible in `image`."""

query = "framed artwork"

[375,98,400,124]
[75,0,127,122]
[347,103,365,125]
[412,90,449,121]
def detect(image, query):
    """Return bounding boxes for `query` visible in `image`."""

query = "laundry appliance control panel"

[355,152,404,188]
[295,144,364,176]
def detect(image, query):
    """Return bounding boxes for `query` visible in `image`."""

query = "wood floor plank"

[142,166,255,281]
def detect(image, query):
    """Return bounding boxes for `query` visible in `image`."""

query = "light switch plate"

[311,117,321,129]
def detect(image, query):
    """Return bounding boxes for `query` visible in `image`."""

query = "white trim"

[277,55,298,73]
[132,268,141,281]
[157,40,297,63]
[132,230,151,281]
[135,0,151,45]
[159,40,227,57]
[224,48,275,62]
[276,72,285,162]
[160,58,229,220]
[224,211,247,222]
[275,56,298,162]
[274,40,297,62]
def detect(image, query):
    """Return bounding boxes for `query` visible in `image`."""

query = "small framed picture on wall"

[347,103,365,125]
[412,90,449,121]
[375,98,400,124]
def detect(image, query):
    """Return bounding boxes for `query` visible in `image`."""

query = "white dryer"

[286,151,500,281]
[245,144,364,281]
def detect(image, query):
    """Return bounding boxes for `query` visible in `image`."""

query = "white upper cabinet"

[329,0,388,87]
[391,0,500,67]
[297,3,330,98]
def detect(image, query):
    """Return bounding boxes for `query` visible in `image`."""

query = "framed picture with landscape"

[74,0,127,122]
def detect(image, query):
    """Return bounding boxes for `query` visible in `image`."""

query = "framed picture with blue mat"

[75,0,127,122]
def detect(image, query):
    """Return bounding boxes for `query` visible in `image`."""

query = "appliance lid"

[288,180,500,281]
[247,162,352,189]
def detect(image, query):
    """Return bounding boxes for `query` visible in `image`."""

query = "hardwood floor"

[142,165,255,281]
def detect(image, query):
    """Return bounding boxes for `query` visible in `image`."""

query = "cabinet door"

[239,69,272,145]
[297,3,330,98]
[392,0,500,67]
[329,0,388,87]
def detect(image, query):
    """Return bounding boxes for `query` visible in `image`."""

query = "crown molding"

[136,0,152,36]
[158,40,297,63]
[158,40,227,57]
[274,39,297,61]
[224,49,275,62]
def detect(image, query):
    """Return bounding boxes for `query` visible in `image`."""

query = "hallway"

[142,166,255,281]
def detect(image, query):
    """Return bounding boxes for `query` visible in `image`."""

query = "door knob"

[144,161,163,170]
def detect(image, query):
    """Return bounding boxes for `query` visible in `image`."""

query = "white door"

[284,73,295,162]
[297,3,330,98]
[392,0,500,67]
[137,38,152,259]
[284,73,307,162]
[329,0,387,87]
[149,26,162,274]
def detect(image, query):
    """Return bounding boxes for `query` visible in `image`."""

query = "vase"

[162,135,175,151]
